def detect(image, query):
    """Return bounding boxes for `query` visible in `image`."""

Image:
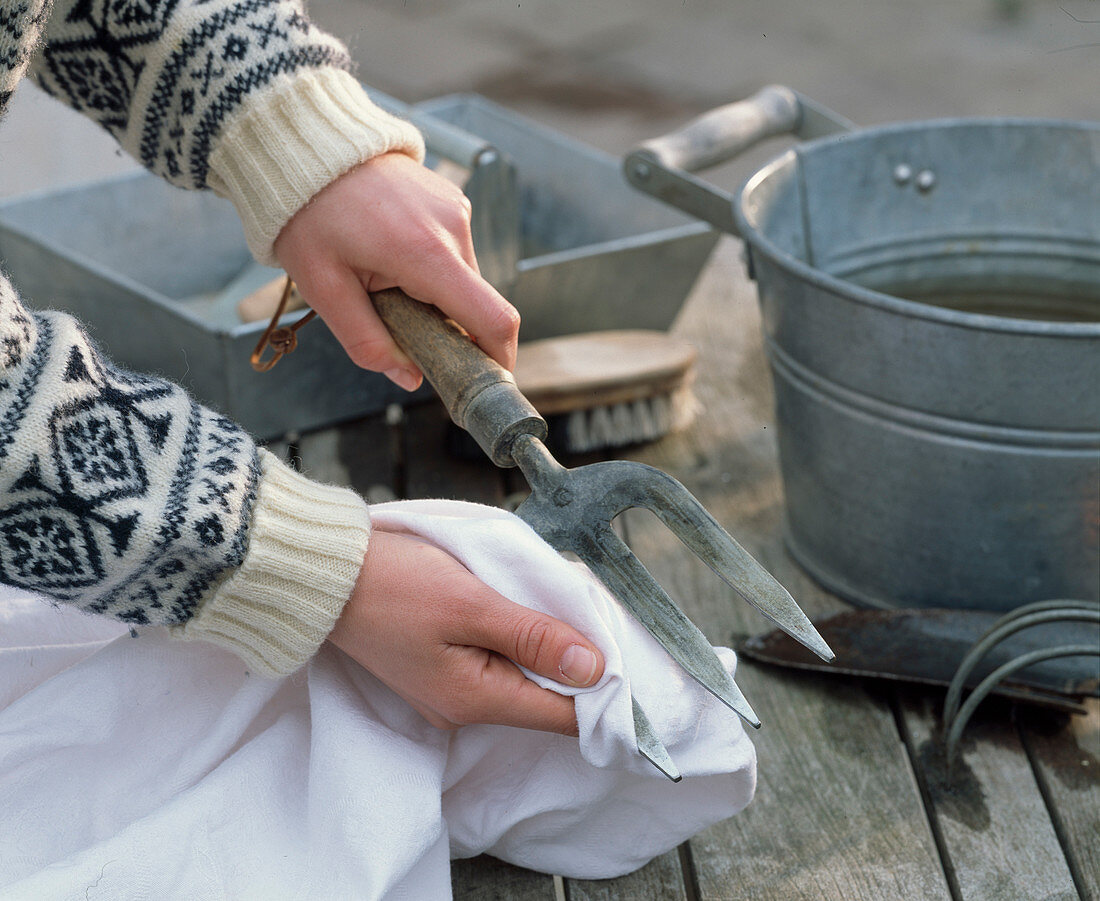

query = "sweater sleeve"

[0,274,370,675]
[29,0,424,263]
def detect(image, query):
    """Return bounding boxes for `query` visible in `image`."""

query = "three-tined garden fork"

[374,288,835,780]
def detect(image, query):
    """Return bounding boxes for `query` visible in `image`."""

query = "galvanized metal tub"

[627,87,1100,611]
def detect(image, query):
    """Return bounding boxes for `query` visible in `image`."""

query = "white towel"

[0,500,755,900]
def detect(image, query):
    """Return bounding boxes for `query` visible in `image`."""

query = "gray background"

[1,0,1095,199]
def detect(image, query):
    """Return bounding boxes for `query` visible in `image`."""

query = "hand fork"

[373,289,834,780]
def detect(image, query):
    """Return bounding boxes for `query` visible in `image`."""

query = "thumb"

[468,598,605,689]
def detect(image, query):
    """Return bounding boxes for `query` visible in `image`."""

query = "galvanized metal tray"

[0,92,715,439]
[416,94,718,340]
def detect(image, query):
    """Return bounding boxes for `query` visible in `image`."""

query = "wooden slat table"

[271,239,1099,901]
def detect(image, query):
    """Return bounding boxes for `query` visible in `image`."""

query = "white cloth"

[0,500,756,899]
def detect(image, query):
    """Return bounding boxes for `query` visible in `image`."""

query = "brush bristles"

[563,385,700,454]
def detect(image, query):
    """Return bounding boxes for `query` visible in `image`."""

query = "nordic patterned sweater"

[0,0,425,674]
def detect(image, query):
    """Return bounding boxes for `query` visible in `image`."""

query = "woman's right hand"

[327,529,605,735]
[273,152,519,392]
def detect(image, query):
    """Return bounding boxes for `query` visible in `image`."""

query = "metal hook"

[941,599,1100,777]
[944,644,1099,776]
[942,601,1100,726]
[250,277,317,372]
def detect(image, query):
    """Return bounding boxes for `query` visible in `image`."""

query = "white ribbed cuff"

[175,448,370,677]
[207,68,426,264]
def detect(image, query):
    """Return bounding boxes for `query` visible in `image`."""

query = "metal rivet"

[893,164,912,185]
[553,487,574,507]
[631,161,652,181]
[916,170,937,192]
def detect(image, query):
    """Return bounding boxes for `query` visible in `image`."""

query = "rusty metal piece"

[740,607,1100,713]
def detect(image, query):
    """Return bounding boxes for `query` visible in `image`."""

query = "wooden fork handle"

[372,288,547,467]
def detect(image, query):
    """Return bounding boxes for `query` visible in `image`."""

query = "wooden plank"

[897,691,1078,900]
[1020,699,1100,901]
[401,400,506,504]
[565,848,690,901]
[294,415,400,502]
[450,855,558,901]
[618,241,950,900]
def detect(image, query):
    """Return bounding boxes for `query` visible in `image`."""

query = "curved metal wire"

[249,278,316,372]
[944,644,1100,774]
[942,600,1100,726]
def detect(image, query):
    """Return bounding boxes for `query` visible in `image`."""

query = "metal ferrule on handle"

[371,288,547,467]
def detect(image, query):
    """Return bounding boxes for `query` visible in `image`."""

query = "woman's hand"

[328,529,605,736]
[273,151,519,391]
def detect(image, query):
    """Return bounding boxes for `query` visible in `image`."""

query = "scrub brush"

[507,329,700,455]
[233,271,700,454]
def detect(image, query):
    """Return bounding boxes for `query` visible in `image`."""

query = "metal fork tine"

[632,696,682,782]
[638,468,834,662]
[580,526,761,728]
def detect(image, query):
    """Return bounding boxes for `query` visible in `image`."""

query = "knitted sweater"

[0,0,425,674]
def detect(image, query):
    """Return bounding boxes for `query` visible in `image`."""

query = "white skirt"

[0,500,755,900]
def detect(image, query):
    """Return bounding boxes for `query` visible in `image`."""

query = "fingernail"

[559,644,599,686]
[384,368,420,392]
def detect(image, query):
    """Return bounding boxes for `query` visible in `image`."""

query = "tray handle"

[624,85,853,235]
[370,87,520,294]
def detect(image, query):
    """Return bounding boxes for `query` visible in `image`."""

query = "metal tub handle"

[624,85,854,235]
